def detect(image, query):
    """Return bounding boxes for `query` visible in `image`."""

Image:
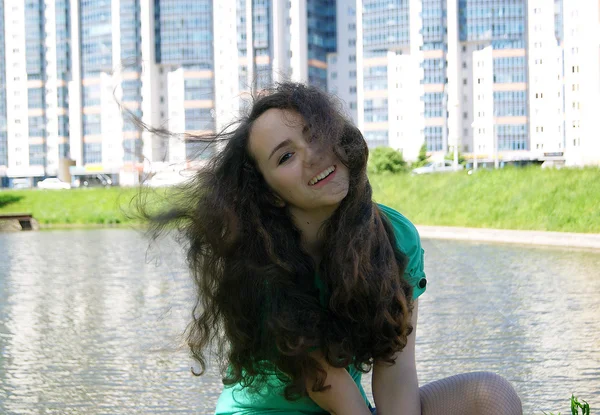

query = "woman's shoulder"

[376,203,421,248]
[376,203,427,299]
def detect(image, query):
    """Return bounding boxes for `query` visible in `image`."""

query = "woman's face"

[248,108,350,212]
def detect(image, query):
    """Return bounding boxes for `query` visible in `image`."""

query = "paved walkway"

[416,225,600,250]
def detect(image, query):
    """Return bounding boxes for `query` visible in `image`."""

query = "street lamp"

[453,100,460,171]
[471,120,479,171]
[494,125,499,169]
[451,100,460,171]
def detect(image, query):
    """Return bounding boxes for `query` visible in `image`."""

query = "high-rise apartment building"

[0,1,7,171]
[0,0,599,187]
[460,0,530,163]
[328,0,599,165]
[560,0,600,165]
[327,0,425,158]
[1,0,339,186]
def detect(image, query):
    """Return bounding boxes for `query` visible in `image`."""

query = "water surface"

[0,230,598,414]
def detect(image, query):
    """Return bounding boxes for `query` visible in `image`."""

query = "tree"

[445,151,466,166]
[368,147,407,174]
[411,143,430,168]
[418,143,428,163]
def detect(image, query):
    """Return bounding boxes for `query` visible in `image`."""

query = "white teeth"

[309,165,336,185]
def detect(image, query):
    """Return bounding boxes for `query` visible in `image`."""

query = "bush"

[411,143,430,168]
[368,147,407,174]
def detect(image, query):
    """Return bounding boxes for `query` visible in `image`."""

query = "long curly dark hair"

[143,82,414,399]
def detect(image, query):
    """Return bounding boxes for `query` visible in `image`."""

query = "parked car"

[411,160,464,175]
[143,171,192,188]
[37,178,71,190]
[82,173,113,187]
[12,178,31,189]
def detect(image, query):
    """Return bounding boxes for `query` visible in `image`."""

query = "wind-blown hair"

[143,82,414,399]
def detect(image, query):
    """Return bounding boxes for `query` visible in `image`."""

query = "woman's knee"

[472,372,522,414]
[419,371,522,415]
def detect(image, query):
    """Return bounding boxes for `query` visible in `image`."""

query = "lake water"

[0,229,598,414]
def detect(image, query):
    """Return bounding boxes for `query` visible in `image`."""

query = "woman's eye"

[278,152,293,165]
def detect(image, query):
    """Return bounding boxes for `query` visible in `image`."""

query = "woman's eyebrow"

[268,138,293,160]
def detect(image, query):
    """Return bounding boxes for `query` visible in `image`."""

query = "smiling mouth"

[308,165,336,186]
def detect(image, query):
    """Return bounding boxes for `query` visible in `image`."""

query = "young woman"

[147,82,522,415]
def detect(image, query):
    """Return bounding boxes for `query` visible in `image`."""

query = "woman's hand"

[372,299,420,415]
[306,350,372,415]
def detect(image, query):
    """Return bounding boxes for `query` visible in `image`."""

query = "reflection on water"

[0,230,598,414]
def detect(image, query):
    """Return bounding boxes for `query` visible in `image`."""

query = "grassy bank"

[0,187,141,225]
[1,166,599,232]
[371,166,600,233]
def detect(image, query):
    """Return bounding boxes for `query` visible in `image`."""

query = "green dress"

[215,204,427,415]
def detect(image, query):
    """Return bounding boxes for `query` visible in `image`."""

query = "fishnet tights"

[419,371,522,415]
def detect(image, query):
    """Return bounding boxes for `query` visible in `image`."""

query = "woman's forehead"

[254,108,304,131]
[249,109,304,156]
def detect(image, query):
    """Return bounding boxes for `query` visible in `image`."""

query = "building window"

[349,86,357,94]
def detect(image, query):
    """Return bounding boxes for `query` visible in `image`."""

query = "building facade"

[330,0,600,165]
[0,1,7,173]
[0,0,599,187]
[1,0,343,187]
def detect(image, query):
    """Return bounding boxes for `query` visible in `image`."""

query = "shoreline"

[416,225,600,250]
[39,223,139,229]
[31,223,600,250]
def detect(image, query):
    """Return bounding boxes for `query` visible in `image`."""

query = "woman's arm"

[372,299,420,415]
[307,350,373,415]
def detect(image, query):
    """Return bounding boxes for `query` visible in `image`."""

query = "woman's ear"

[273,194,286,208]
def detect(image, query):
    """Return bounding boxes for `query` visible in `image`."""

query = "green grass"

[370,166,600,233]
[1,166,599,232]
[0,187,142,226]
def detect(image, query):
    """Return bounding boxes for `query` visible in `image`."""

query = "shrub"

[368,147,407,174]
[542,394,590,415]
[445,151,466,166]
[412,143,430,168]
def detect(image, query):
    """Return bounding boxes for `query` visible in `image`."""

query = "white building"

[562,0,600,166]
[1,0,600,189]
[527,0,564,162]
[471,46,494,166]
[327,0,361,127]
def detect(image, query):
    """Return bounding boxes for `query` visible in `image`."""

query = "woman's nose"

[305,142,324,166]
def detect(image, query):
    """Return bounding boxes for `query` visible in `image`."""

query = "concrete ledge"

[416,225,600,250]
[0,218,40,232]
